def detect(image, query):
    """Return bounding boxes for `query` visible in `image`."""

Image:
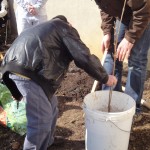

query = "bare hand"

[117,38,133,61]
[12,96,22,101]
[12,96,17,101]
[27,4,37,15]
[101,33,111,53]
[106,75,117,87]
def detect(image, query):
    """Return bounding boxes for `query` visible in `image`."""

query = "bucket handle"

[108,120,132,133]
[86,116,132,133]
[84,107,133,133]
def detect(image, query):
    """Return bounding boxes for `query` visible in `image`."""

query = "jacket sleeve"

[0,0,7,18]
[125,0,150,43]
[62,28,108,84]
[33,0,48,12]
[100,10,116,35]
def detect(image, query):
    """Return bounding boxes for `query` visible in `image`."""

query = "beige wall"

[9,0,103,58]
[47,0,104,58]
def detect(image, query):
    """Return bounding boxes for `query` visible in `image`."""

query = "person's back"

[3,18,73,79]
[1,15,116,100]
[1,18,73,98]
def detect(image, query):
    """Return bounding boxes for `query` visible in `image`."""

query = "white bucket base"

[83,91,136,150]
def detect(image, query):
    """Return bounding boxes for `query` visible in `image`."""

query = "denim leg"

[102,52,114,90]
[114,20,127,91]
[102,52,123,91]
[102,20,126,91]
[114,59,123,91]
[9,74,58,150]
[125,24,150,111]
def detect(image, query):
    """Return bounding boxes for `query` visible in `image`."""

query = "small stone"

[12,141,20,150]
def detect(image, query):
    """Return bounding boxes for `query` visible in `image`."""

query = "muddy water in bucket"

[83,91,136,150]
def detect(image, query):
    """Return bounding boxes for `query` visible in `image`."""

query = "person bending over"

[0,15,117,150]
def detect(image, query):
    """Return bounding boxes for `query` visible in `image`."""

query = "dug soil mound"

[0,61,150,150]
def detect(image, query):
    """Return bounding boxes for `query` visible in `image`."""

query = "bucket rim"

[82,103,136,122]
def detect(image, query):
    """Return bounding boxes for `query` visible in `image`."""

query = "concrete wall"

[8,0,103,58]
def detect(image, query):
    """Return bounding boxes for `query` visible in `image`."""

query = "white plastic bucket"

[83,91,136,150]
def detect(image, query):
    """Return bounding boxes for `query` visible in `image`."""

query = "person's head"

[52,15,73,27]
[52,15,68,23]
[94,0,101,8]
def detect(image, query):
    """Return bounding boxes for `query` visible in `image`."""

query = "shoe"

[50,136,65,147]
[133,113,143,123]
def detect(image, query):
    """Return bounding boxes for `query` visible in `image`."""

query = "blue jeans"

[9,74,58,150]
[102,21,150,111]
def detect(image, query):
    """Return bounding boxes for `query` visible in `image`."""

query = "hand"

[106,75,117,87]
[12,96,17,101]
[117,38,133,61]
[27,4,37,15]
[12,96,22,101]
[101,33,111,53]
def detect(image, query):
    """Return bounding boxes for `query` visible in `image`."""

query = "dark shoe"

[50,136,65,147]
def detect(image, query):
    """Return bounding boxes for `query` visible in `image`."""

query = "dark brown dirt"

[0,42,150,150]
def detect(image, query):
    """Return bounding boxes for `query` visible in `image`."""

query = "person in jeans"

[15,0,48,35]
[94,0,150,112]
[0,15,117,150]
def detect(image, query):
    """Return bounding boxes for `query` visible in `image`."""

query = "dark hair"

[52,15,68,23]
[94,0,101,7]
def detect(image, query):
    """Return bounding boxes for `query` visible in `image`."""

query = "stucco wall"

[8,0,103,58]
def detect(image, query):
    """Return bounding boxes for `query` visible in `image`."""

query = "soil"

[0,38,150,150]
